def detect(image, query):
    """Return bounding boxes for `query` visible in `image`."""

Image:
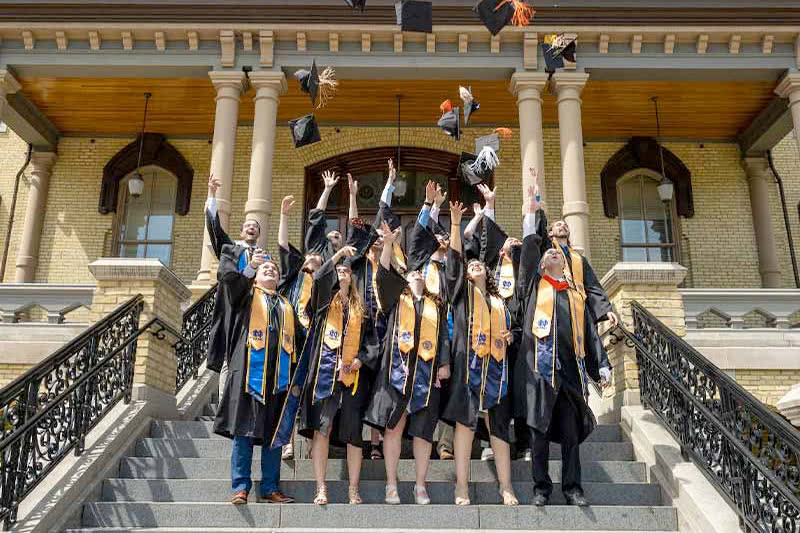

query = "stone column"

[0,69,21,117]
[15,152,57,282]
[245,71,287,249]
[509,72,550,212]
[597,262,688,419]
[742,156,781,288]
[194,71,247,285]
[89,258,191,418]
[553,72,591,258]
[775,72,800,156]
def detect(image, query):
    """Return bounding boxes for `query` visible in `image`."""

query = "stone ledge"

[88,258,191,303]
[601,262,688,294]
[777,383,800,427]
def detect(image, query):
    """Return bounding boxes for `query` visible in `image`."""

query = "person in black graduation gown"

[205,175,264,403]
[305,169,344,262]
[208,249,303,505]
[297,245,380,506]
[515,182,612,507]
[442,201,519,507]
[365,197,451,506]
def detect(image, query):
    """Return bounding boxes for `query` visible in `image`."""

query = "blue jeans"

[231,436,282,495]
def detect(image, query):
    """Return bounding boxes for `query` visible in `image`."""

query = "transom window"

[617,172,677,263]
[117,166,176,266]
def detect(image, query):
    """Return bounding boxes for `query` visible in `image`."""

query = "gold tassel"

[317,66,338,109]
[495,0,535,27]
[495,127,513,139]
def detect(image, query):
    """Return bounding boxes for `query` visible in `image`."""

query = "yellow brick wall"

[0,363,33,388]
[0,128,31,283]
[770,133,800,289]
[734,369,800,408]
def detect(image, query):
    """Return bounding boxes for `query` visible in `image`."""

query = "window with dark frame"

[617,173,677,263]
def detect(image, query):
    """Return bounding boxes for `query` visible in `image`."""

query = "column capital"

[775,72,800,99]
[248,71,287,95]
[509,72,549,97]
[30,151,58,172]
[552,72,590,95]
[742,156,771,182]
[0,69,22,96]
[208,70,247,93]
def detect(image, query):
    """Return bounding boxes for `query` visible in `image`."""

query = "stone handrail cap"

[601,262,688,294]
[88,257,191,302]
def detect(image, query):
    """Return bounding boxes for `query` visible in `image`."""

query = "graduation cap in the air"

[473,0,534,36]
[289,114,321,148]
[437,100,461,141]
[458,152,483,186]
[460,86,480,126]
[294,60,338,108]
[344,0,367,11]
[542,34,577,73]
[395,0,433,33]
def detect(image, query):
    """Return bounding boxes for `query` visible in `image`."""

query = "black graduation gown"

[298,258,380,446]
[212,270,305,444]
[537,210,613,324]
[515,233,611,445]
[305,208,337,262]
[441,248,516,443]
[279,243,313,329]
[364,265,450,442]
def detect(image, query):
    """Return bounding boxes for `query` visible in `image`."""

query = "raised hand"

[472,202,484,218]
[348,173,358,196]
[322,169,340,190]
[281,195,296,215]
[335,245,357,261]
[526,185,540,214]
[207,174,222,198]
[434,184,447,208]
[477,184,496,208]
[449,201,467,225]
[387,158,396,185]
[425,181,437,204]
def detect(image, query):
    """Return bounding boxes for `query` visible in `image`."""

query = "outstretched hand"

[348,173,358,196]
[526,184,541,214]
[425,181,437,203]
[322,169,340,190]
[281,195,296,215]
[207,174,222,198]
[434,184,447,208]
[381,221,401,245]
[387,158,396,185]
[472,202,484,219]
[449,201,467,225]
[477,183,496,207]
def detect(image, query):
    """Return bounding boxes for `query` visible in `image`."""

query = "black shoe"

[564,491,588,507]
[531,493,549,506]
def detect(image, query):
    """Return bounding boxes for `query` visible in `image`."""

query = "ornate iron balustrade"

[174,284,217,393]
[608,301,800,533]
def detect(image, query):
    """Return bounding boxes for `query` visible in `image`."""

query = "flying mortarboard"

[458,152,484,186]
[344,0,367,11]
[473,0,535,36]
[542,34,577,73]
[459,86,480,126]
[470,145,499,178]
[437,100,461,141]
[294,60,338,108]
[395,0,433,33]
[289,114,321,148]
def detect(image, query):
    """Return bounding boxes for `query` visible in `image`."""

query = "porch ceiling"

[18,76,776,140]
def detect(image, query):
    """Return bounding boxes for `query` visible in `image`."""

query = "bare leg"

[383,413,407,487]
[346,442,363,504]
[490,434,518,505]
[413,437,432,488]
[311,431,329,504]
[453,422,474,504]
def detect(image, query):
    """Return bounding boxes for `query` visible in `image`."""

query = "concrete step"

[69,530,678,533]
[81,502,677,530]
[135,438,633,462]
[102,478,663,506]
[119,458,647,483]
[151,420,623,442]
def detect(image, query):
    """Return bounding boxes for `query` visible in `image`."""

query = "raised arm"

[205,174,234,260]
[463,203,484,242]
[379,221,400,270]
[316,169,340,211]
[446,201,468,301]
[448,201,467,255]
[347,173,359,220]
[519,175,543,300]
[430,184,447,225]
[305,169,340,255]
[476,183,497,222]
[278,195,295,250]
[417,180,436,228]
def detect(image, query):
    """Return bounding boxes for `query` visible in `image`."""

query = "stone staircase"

[66,398,678,532]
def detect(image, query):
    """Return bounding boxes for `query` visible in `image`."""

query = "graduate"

[208,249,303,505]
[442,200,519,507]
[297,244,380,506]
[516,180,612,507]
[365,185,451,506]
[305,169,345,262]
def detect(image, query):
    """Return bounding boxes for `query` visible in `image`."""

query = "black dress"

[440,248,516,443]
[212,269,305,445]
[364,265,450,442]
[298,259,380,447]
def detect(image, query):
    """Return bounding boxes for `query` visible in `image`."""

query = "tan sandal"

[348,485,362,505]
[313,485,328,505]
[454,485,470,506]
[500,486,519,506]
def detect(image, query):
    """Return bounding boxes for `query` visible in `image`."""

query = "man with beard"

[205,175,265,402]
[516,182,612,507]
[305,169,345,262]
[208,248,302,505]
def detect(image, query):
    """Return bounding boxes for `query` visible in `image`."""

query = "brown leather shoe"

[230,490,249,504]
[259,491,295,504]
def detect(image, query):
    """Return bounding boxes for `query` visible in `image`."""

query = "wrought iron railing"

[607,301,800,533]
[174,284,217,393]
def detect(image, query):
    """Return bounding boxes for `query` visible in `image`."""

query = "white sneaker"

[281,442,294,460]
[414,484,431,505]
[522,448,532,461]
[385,484,401,505]
[481,447,495,461]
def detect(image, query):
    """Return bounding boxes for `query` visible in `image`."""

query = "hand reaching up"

[322,169,340,190]
[281,195,296,215]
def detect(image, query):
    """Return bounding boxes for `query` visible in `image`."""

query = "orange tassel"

[495,127,513,139]
[440,99,453,114]
[495,0,535,27]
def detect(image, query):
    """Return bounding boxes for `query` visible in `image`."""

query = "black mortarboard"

[473,0,534,36]
[457,152,484,186]
[459,86,480,126]
[294,61,319,107]
[344,0,367,11]
[437,108,460,141]
[289,114,321,148]
[542,34,577,72]
[395,1,433,33]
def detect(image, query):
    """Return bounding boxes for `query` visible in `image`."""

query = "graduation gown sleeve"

[582,304,611,382]
[206,268,253,372]
[582,256,613,324]
[406,221,439,272]
[279,243,304,293]
[518,233,543,307]
[346,219,376,257]
[446,247,465,303]
[305,208,334,260]
[480,216,508,271]
[206,205,234,261]
[377,263,408,311]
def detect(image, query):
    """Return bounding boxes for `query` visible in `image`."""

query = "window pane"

[150,172,176,214]
[648,247,673,263]
[146,244,172,266]
[622,247,647,262]
[619,180,645,245]
[120,243,146,258]
[122,194,149,241]
[355,172,384,209]
[642,179,672,244]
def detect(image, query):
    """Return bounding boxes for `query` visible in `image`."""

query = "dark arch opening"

[100,133,195,215]
[601,136,694,218]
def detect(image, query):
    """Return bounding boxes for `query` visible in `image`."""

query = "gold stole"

[470,286,507,362]
[323,293,363,388]
[368,256,382,312]
[553,241,585,296]
[397,293,439,362]
[296,271,313,328]
[424,261,440,296]
[497,255,515,299]
[393,243,407,272]
[247,288,296,394]
[532,278,586,358]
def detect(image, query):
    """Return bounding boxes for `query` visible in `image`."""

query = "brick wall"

[733,369,800,409]
[0,362,33,388]
[770,132,800,289]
